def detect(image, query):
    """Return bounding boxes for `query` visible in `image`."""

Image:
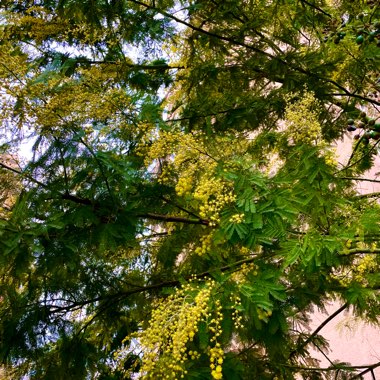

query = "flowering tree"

[0,0,380,379]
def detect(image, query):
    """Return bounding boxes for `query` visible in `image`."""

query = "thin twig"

[299,0,332,18]
[0,160,46,188]
[284,361,380,373]
[357,192,380,199]
[339,177,380,184]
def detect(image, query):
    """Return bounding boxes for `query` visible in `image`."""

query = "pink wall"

[308,133,380,379]
[310,303,380,379]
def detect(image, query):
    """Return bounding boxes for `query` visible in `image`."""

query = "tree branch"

[291,303,348,357]
[339,139,380,173]
[126,0,279,60]
[327,92,380,107]
[137,212,209,225]
[338,177,380,184]
[346,248,380,256]
[357,192,380,199]
[159,195,201,219]
[165,106,250,123]
[349,361,380,379]
[299,0,332,18]
[61,193,92,206]
[127,0,380,108]
[81,59,185,70]
[76,134,114,198]
[40,256,259,313]
[0,165,209,225]
[0,160,46,188]
[284,361,380,372]
[0,160,95,206]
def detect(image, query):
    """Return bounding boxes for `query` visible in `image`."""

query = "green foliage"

[0,0,380,379]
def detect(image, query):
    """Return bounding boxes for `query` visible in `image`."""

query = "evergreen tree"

[0,0,380,378]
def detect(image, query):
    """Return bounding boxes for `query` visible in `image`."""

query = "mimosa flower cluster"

[128,280,217,379]
[209,300,225,380]
[284,91,322,146]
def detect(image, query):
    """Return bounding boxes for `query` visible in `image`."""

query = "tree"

[0,0,380,378]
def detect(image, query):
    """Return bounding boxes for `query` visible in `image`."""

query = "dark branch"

[357,192,380,199]
[284,361,380,372]
[339,140,380,173]
[291,303,348,357]
[61,193,92,206]
[0,160,47,188]
[327,93,380,107]
[338,177,380,184]
[159,195,201,219]
[40,256,259,313]
[299,0,332,18]
[0,160,95,206]
[0,166,208,225]
[346,248,380,256]
[349,361,380,379]
[165,106,250,123]
[126,0,279,60]
[81,60,185,70]
[137,212,209,225]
